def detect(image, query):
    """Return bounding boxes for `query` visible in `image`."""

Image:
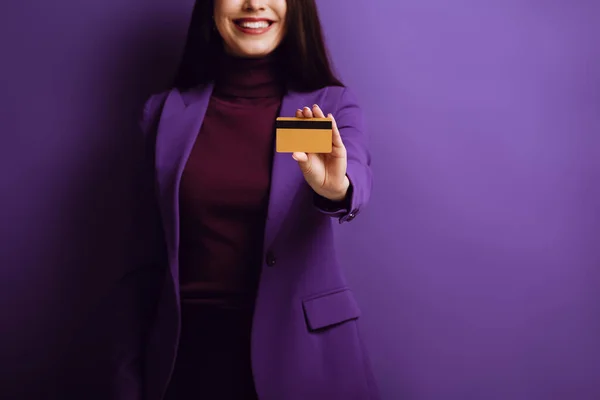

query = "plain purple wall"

[1,0,599,399]
[317,1,600,399]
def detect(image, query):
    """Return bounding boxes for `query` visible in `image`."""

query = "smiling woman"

[140,0,378,399]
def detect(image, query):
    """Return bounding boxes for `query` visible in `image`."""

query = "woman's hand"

[292,105,350,202]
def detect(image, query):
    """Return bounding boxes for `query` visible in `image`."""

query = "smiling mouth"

[233,18,274,32]
[235,20,272,28]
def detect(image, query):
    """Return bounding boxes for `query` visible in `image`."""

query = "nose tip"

[243,0,265,11]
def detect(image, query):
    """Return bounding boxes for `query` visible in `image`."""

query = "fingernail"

[313,104,318,108]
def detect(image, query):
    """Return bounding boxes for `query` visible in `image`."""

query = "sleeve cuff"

[313,169,361,224]
[314,182,353,213]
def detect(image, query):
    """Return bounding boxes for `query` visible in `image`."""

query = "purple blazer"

[139,84,379,400]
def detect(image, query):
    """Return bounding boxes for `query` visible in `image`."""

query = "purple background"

[2,0,599,399]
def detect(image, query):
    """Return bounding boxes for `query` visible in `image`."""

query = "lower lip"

[234,22,273,35]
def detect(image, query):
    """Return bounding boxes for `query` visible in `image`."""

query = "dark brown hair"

[173,0,344,92]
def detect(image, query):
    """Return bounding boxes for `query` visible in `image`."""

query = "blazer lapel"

[154,85,313,264]
[154,84,214,279]
[263,90,309,251]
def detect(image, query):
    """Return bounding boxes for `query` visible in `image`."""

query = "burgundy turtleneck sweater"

[178,55,284,309]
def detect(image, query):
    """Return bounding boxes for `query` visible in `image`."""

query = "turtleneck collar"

[213,52,285,99]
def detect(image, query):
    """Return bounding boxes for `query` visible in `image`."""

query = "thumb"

[292,152,312,174]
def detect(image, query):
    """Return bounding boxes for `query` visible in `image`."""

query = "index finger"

[312,104,326,118]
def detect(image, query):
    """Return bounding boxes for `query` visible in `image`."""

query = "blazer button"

[340,209,359,223]
[347,209,359,220]
[265,252,277,267]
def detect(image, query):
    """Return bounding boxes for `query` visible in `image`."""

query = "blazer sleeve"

[138,91,169,185]
[314,87,373,224]
[133,92,170,270]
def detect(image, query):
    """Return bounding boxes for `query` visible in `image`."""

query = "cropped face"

[213,0,287,58]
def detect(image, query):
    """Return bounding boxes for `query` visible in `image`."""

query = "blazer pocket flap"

[302,288,361,331]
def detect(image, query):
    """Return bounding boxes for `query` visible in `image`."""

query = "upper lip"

[234,17,274,23]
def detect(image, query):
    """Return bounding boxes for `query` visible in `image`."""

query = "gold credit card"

[275,117,333,153]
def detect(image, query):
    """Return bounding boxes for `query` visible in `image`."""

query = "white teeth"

[238,21,270,29]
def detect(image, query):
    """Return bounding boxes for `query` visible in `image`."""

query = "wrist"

[325,176,350,202]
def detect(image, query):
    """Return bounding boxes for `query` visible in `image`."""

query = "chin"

[234,46,276,58]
